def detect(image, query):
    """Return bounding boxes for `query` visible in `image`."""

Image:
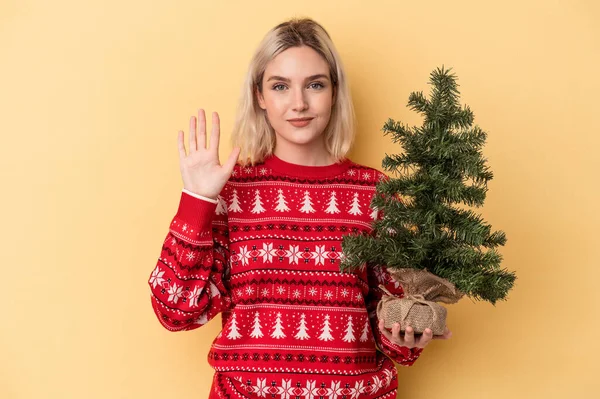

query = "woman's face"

[256,45,336,153]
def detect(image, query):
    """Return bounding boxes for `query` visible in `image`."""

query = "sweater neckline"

[263,153,353,178]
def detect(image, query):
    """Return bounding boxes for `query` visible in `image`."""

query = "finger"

[177,130,187,159]
[378,319,393,341]
[391,323,402,343]
[223,147,241,175]
[418,328,433,347]
[189,115,197,153]
[197,108,207,150]
[209,111,220,155]
[403,325,415,347]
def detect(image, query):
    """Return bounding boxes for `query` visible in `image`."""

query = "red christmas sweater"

[148,153,424,399]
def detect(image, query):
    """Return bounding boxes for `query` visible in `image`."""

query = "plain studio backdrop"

[1,0,598,398]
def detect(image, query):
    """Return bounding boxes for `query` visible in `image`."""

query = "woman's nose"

[292,89,308,111]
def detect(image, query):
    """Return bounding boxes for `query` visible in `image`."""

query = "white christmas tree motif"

[342,315,356,342]
[250,311,264,338]
[271,312,286,339]
[370,205,378,220]
[274,189,290,212]
[318,314,334,341]
[299,190,316,213]
[348,192,363,215]
[360,318,370,342]
[215,195,228,215]
[228,189,243,213]
[324,191,340,214]
[209,281,221,299]
[251,189,266,214]
[294,313,310,340]
[227,313,242,340]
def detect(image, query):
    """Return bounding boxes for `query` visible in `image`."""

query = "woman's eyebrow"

[266,74,329,83]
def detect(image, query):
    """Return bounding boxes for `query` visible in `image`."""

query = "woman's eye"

[272,82,325,91]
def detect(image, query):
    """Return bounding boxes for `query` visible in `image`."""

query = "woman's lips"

[288,118,313,127]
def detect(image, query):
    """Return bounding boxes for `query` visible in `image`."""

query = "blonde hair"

[230,17,356,167]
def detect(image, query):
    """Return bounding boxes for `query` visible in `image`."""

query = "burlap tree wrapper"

[376,268,465,335]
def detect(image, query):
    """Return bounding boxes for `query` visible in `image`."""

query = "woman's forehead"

[265,46,329,78]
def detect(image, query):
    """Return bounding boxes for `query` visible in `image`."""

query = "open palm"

[178,109,240,199]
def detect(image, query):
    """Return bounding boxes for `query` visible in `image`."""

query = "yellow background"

[2,0,598,398]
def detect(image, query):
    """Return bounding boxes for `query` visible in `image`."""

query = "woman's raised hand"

[178,109,241,199]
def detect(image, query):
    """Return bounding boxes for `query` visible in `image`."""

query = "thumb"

[223,147,241,176]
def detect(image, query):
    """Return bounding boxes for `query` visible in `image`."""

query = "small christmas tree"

[270,312,286,339]
[340,66,516,332]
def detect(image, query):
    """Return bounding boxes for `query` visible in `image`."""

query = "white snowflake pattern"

[259,167,268,175]
[185,250,196,262]
[347,169,356,176]
[288,245,301,264]
[235,288,244,298]
[362,172,371,180]
[260,242,276,263]
[276,286,286,295]
[244,167,253,174]
[182,223,188,232]
[232,169,238,176]
[261,288,270,296]
[292,289,301,298]
[237,245,250,266]
[244,375,391,398]
[324,290,333,300]
[340,288,349,297]
[355,292,363,301]
[308,287,318,296]
[188,285,202,307]
[245,286,255,296]
[149,266,165,288]
[167,283,183,303]
[313,245,328,265]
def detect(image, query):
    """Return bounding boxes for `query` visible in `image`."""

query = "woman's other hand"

[378,319,452,349]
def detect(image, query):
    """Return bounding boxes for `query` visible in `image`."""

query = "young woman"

[148,17,451,398]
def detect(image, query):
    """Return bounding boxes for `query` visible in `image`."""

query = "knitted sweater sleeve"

[147,188,232,331]
[365,263,424,366]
